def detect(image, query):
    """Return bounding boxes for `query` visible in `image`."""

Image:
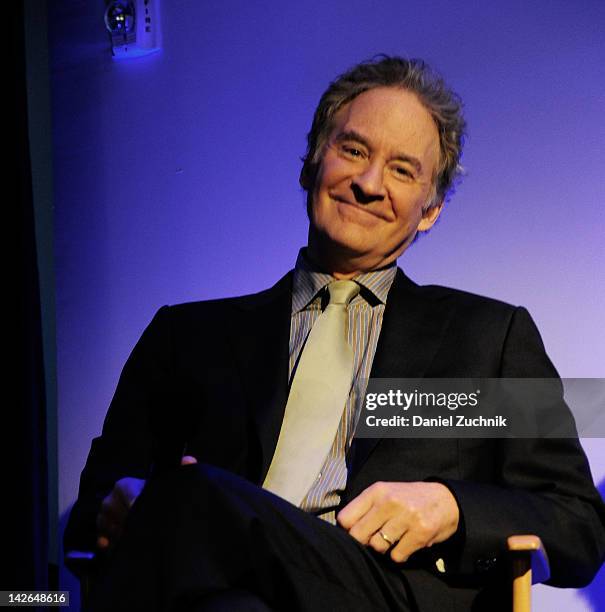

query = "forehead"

[330,86,440,168]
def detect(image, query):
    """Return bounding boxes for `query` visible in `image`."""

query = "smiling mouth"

[331,196,389,221]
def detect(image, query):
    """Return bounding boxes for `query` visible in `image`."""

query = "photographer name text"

[365,414,508,428]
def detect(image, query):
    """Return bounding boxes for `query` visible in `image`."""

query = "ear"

[417,200,444,232]
[299,166,310,190]
[299,159,316,191]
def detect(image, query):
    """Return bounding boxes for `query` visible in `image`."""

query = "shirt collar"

[291,248,397,314]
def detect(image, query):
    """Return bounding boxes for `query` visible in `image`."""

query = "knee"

[143,462,248,506]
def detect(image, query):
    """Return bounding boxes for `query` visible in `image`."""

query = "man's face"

[308,86,443,273]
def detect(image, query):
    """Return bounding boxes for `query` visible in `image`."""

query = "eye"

[341,145,365,158]
[392,165,414,180]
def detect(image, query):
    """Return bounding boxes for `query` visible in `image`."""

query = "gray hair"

[300,55,466,209]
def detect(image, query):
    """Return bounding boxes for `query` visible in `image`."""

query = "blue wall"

[50,2,605,609]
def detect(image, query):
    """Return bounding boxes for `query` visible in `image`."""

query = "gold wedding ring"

[378,530,394,546]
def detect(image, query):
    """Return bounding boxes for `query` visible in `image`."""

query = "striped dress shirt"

[289,249,397,523]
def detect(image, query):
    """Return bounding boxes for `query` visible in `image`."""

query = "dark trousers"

[88,464,414,612]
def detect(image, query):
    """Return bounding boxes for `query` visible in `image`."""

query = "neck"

[306,232,402,279]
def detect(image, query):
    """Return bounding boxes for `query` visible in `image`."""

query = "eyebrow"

[333,129,424,174]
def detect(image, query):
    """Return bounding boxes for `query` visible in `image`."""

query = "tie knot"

[327,280,360,306]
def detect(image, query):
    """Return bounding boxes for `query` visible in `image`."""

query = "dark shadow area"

[60,506,81,611]
[10,1,49,605]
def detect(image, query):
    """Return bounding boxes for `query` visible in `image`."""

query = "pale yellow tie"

[263,280,360,505]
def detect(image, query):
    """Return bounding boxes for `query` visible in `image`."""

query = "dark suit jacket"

[65,269,605,610]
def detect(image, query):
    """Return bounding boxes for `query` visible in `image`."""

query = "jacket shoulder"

[417,283,518,312]
[396,266,519,318]
[161,270,293,319]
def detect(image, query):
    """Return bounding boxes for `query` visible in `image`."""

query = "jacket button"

[475,557,497,572]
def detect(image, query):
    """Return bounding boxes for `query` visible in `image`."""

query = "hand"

[336,481,459,563]
[96,456,198,550]
[96,477,145,550]
[180,455,198,465]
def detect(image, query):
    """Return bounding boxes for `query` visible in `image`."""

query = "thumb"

[181,455,198,466]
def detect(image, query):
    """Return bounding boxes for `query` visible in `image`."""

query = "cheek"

[311,164,339,216]
[392,191,428,221]
[317,153,351,188]
[386,201,425,239]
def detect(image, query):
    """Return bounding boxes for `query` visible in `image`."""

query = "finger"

[347,503,392,546]
[96,518,119,550]
[337,482,382,530]
[95,518,124,547]
[96,504,126,547]
[115,477,145,508]
[96,489,130,547]
[368,518,407,554]
[181,455,198,466]
[340,481,396,542]
[346,506,381,545]
[96,523,124,552]
[96,504,122,536]
[368,530,393,554]
[390,530,428,563]
[96,498,125,534]
[368,529,397,554]
[100,490,129,522]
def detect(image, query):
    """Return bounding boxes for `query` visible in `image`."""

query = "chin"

[323,223,376,254]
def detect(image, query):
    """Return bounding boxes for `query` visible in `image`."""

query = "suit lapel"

[227,267,453,486]
[229,271,293,483]
[348,268,451,477]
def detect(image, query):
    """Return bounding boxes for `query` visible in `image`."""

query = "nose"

[351,161,386,203]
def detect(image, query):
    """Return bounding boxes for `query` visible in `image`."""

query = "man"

[65,56,605,611]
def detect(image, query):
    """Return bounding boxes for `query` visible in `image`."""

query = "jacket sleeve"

[443,307,605,587]
[63,306,178,552]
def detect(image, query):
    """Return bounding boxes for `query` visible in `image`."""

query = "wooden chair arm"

[507,535,550,612]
